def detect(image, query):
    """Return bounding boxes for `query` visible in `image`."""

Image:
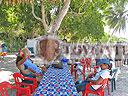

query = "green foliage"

[104,0,128,33]
[0,0,128,51]
[0,4,45,51]
[60,1,105,43]
[101,32,128,43]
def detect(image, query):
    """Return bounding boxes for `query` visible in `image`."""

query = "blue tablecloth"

[34,63,79,96]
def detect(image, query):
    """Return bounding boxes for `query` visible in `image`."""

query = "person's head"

[18,51,24,57]
[22,48,31,58]
[97,59,111,70]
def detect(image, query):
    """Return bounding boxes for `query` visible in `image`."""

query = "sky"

[104,25,128,39]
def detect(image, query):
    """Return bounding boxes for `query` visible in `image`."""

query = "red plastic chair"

[13,72,38,94]
[80,58,86,80]
[85,58,92,71]
[93,65,110,95]
[0,81,12,96]
[71,64,77,80]
[80,58,85,65]
[0,81,31,96]
[82,78,109,96]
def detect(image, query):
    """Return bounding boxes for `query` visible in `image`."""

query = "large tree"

[31,0,71,62]
[1,0,71,63]
[1,0,128,62]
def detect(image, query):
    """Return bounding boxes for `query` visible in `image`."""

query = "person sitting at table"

[16,56,36,78]
[16,48,47,82]
[75,58,111,93]
[18,48,46,75]
[16,55,47,84]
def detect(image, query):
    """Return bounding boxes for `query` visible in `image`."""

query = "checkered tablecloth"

[34,63,79,96]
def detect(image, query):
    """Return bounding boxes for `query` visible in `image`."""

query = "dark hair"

[16,56,23,65]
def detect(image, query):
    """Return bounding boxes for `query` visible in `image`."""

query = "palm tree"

[105,0,128,39]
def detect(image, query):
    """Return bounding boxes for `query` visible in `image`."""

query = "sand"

[0,55,128,96]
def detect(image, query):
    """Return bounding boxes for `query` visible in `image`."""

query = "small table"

[34,63,79,96]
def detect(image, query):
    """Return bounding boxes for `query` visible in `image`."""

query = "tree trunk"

[0,0,2,4]
[48,0,71,34]
[36,0,71,64]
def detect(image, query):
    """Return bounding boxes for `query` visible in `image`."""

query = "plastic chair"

[80,58,85,65]
[71,64,77,80]
[13,72,38,94]
[0,81,12,96]
[85,58,92,71]
[80,58,86,80]
[0,81,31,96]
[82,79,109,96]
[93,65,110,95]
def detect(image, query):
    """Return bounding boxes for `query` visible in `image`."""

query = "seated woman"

[16,48,47,83]
[75,59,111,92]
[16,56,36,78]
[18,48,46,76]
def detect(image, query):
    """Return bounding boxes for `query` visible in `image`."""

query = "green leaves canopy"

[0,0,128,51]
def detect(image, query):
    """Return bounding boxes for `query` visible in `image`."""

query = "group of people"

[75,59,111,92]
[15,46,63,84]
[15,47,112,94]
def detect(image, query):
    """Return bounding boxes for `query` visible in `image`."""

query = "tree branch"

[40,0,48,31]
[0,0,2,4]
[31,2,43,23]
[48,0,71,34]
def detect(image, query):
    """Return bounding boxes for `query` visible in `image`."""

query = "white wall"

[27,39,37,55]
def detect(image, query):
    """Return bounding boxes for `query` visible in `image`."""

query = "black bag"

[52,62,63,69]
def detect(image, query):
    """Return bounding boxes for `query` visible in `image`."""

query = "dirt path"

[111,65,128,96]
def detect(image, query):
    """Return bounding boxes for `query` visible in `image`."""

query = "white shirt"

[91,69,110,90]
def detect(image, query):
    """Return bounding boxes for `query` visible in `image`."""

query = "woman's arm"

[88,76,104,85]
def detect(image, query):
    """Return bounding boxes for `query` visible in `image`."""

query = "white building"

[26,39,38,56]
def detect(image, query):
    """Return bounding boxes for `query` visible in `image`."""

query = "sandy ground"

[0,55,128,96]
